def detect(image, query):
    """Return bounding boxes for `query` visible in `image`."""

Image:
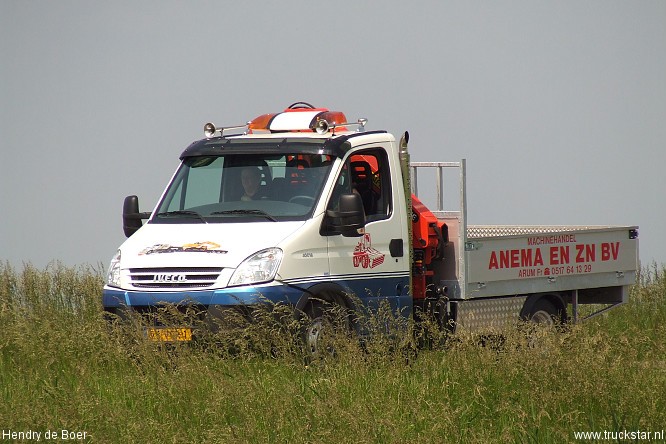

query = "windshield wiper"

[156,210,208,224]
[211,209,277,222]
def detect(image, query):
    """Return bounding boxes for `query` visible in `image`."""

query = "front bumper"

[103,282,303,308]
[102,282,304,333]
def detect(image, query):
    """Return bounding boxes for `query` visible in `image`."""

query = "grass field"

[1,262,665,443]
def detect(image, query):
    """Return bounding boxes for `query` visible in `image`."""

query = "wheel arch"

[295,282,358,313]
[296,281,360,334]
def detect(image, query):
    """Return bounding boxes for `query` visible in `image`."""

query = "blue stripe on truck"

[103,284,303,307]
[103,273,411,310]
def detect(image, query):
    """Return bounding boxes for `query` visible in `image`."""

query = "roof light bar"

[204,104,366,136]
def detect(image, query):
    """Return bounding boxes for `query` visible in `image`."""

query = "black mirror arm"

[124,212,152,220]
[325,209,359,219]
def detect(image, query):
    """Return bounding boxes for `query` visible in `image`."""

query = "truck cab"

[103,103,412,339]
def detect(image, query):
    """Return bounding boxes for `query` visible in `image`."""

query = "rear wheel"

[522,299,566,348]
[529,300,558,326]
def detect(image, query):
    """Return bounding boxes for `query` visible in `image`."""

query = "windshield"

[152,153,335,223]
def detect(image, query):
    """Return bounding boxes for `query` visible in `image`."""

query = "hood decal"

[139,241,228,256]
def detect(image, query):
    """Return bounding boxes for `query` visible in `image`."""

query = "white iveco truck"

[103,102,639,342]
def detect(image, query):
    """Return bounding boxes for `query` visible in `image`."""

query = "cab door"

[325,146,410,312]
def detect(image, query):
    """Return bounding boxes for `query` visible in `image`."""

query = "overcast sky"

[2,1,664,269]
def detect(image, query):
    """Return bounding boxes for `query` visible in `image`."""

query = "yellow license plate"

[146,327,192,342]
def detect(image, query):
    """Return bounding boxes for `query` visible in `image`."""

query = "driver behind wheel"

[240,167,269,201]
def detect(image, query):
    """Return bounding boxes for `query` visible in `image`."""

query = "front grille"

[129,267,222,289]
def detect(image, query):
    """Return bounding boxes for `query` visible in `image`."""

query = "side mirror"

[325,193,366,237]
[122,195,150,237]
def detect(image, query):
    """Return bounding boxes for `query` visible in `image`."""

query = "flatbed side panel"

[452,296,528,333]
[462,273,635,300]
[463,225,638,299]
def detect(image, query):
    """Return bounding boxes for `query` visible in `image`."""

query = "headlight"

[107,250,122,288]
[228,248,283,287]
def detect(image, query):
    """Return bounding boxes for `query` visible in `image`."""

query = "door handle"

[389,239,403,257]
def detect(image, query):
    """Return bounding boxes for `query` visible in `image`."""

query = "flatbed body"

[411,161,638,331]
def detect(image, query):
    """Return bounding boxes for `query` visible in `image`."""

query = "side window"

[164,180,184,212]
[329,149,391,221]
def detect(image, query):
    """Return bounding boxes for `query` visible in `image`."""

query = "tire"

[303,300,325,356]
[302,298,350,359]
[526,299,560,326]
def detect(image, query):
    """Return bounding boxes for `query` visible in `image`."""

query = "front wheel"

[303,301,327,356]
[301,299,351,359]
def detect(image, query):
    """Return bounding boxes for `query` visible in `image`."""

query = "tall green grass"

[1,261,665,443]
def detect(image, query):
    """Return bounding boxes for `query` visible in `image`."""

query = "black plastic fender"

[295,282,356,312]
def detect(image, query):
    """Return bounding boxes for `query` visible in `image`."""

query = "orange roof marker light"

[247,113,276,133]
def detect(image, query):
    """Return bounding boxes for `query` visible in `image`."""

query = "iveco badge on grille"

[153,273,187,283]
